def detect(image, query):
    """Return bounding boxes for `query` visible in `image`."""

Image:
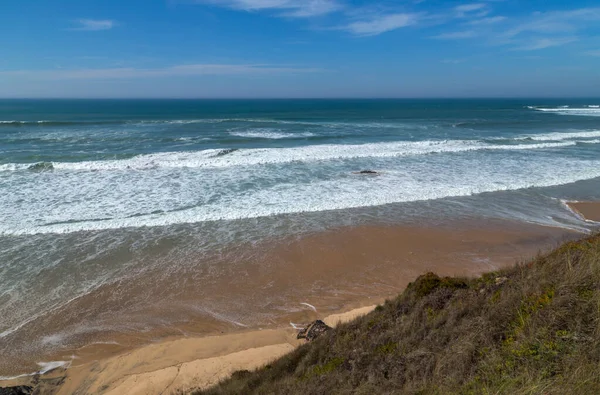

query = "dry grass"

[191,234,600,395]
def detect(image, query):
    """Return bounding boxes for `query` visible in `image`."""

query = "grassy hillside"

[193,234,600,395]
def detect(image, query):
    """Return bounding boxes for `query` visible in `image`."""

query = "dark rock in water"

[0,386,33,395]
[27,162,54,172]
[297,320,331,341]
[353,170,379,175]
[216,148,239,157]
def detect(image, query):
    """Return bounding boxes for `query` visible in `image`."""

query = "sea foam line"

[529,107,600,116]
[4,156,600,236]
[518,130,600,141]
[0,139,582,172]
[229,129,316,139]
[0,361,71,381]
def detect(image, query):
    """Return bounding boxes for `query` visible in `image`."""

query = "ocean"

[1,99,600,377]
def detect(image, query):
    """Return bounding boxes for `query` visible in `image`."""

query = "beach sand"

[55,306,375,395]
[0,220,579,393]
[567,201,600,222]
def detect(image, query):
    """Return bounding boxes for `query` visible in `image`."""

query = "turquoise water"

[1,99,600,377]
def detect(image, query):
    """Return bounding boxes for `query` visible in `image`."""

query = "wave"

[229,128,316,139]
[3,153,600,236]
[0,139,582,173]
[517,130,600,141]
[0,118,424,130]
[529,107,600,117]
[0,120,118,127]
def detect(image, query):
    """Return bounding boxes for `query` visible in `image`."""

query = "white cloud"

[466,16,506,25]
[72,19,115,31]
[343,13,417,36]
[585,49,600,57]
[455,4,486,13]
[455,3,488,18]
[515,37,578,51]
[202,0,341,17]
[0,64,324,80]
[432,30,476,40]
[504,7,600,38]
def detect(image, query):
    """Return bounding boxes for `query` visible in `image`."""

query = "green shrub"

[193,234,600,395]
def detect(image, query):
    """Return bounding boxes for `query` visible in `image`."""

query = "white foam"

[0,360,71,381]
[0,139,578,173]
[133,118,418,130]
[2,147,600,236]
[300,302,317,312]
[37,360,71,374]
[531,107,600,116]
[40,333,66,346]
[229,128,316,139]
[519,130,600,141]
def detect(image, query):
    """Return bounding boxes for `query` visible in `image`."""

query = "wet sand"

[0,219,579,392]
[567,201,600,222]
[3,306,376,395]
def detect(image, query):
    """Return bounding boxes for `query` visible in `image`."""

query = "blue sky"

[1,0,599,98]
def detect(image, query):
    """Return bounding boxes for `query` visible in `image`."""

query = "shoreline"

[0,219,583,392]
[566,201,600,223]
[1,304,379,395]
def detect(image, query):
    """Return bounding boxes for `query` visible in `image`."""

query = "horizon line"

[1,96,600,100]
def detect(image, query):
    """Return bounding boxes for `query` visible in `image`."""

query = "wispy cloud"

[432,30,477,40]
[201,0,341,17]
[443,6,600,51]
[514,37,578,51]
[193,1,600,46]
[503,7,600,38]
[342,13,417,36]
[0,64,324,80]
[585,49,600,57]
[71,19,115,31]
[442,59,465,64]
[466,16,506,25]
[455,3,488,18]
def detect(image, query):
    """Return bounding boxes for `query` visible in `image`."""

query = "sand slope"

[55,306,375,394]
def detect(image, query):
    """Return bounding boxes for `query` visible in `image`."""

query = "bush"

[192,234,600,395]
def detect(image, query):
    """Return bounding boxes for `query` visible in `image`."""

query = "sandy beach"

[567,201,600,222]
[0,219,580,394]
[1,306,376,394]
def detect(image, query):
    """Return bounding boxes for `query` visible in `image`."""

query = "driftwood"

[297,320,332,341]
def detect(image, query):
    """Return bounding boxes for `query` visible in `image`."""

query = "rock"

[353,170,379,175]
[0,386,33,395]
[215,148,239,157]
[297,320,332,341]
[27,162,54,172]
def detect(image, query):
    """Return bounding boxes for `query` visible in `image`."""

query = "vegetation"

[193,234,600,394]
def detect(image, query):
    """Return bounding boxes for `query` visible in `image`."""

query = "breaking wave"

[0,139,582,172]
[529,106,600,117]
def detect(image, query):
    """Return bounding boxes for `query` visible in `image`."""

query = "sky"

[1,0,599,98]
